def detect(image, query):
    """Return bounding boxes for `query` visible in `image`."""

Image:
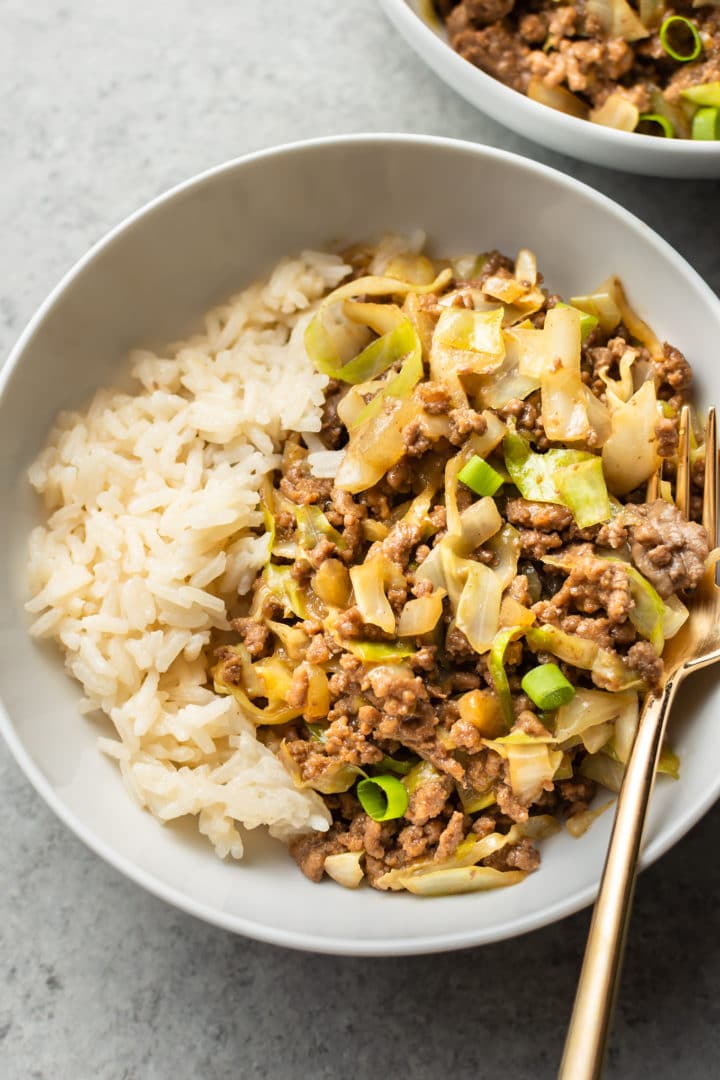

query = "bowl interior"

[2,136,720,954]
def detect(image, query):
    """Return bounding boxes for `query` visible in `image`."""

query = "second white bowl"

[380,0,720,178]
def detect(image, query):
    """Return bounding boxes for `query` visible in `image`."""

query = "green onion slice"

[681,82,720,108]
[636,113,675,138]
[692,106,720,141]
[521,663,576,711]
[457,456,504,497]
[659,16,702,63]
[357,775,409,821]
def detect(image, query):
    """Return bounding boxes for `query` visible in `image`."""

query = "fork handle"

[559,675,680,1080]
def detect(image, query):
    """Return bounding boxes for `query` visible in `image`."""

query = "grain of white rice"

[26,251,355,858]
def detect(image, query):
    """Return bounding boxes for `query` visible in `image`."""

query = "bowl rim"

[2,132,720,956]
[379,0,720,160]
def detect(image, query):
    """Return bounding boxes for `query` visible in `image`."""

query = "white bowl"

[2,135,720,955]
[379,0,720,179]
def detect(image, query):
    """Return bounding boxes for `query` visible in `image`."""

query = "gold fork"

[560,406,719,1080]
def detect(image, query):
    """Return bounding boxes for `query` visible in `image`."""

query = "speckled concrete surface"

[2,2,719,1077]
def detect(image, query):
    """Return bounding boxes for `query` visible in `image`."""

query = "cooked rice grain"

[26,251,352,857]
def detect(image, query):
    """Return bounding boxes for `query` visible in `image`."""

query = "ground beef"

[448,406,487,445]
[320,381,346,449]
[364,666,428,716]
[381,520,423,569]
[403,416,438,457]
[396,820,446,864]
[227,618,271,659]
[534,544,633,625]
[596,516,629,550]
[655,416,679,459]
[452,24,531,93]
[325,715,385,765]
[514,710,551,738]
[279,463,332,506]
[518,12,547,44]
[465,0,516,24]
[495,781,529,823]
[654,343,693,403]
[484,836,540,872]
[557,776,597,817]
[435,810,467,861]
[625,500,709,598]
[507,573,533,606]
[289,830,346,883]
[626,641,664,690]
[445,625,479,663]
[517,527,564,559]
[418,381,452,414]
[406,773,454,826]
[505,498,574,532]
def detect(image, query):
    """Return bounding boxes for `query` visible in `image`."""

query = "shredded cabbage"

[602,380,661,495]
[567,799,615,838]
[486,527,521,593]
[296,505,346,552]
[591,92,641,131]
[324,851,365,888]
[569,290,622,334]
[586,0,649,41]
[554,457,611,528]
[525,625,644,692]
[484,735,563,803]
[528,77,589,119]
[349,557,396,634]
[456,561,503,655]
[397,592,445,636]
[540,306,591,442]
[450,496,503,555]
[430,307,506,381]
[398,865,528,896]
[488,626,526,728]
[554,688,638,744]
[504,423,595,504]
[335,394,418,493]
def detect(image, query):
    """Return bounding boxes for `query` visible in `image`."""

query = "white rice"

[26,250,354,858]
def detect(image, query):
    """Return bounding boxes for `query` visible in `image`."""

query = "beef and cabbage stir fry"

[214,242,709,895]
[433,0,720,140]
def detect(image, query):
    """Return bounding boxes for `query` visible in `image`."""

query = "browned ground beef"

[625,500,709,597]
[216,245,709,894]
[438,1,720,138]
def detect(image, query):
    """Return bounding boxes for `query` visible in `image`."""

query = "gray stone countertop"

[1,2,719,1077]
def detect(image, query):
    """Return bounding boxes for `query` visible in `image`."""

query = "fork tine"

[702,407,717,546]
[675,404,691,520]
[646,462,662,502]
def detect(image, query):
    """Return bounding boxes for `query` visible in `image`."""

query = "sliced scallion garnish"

[692,106,720,141]
[681,82,720,108]
[521,664,575,711]
[357,775,409,821]
[636,113,675,138]
[457,456,504,497]
[659,16,702,63]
